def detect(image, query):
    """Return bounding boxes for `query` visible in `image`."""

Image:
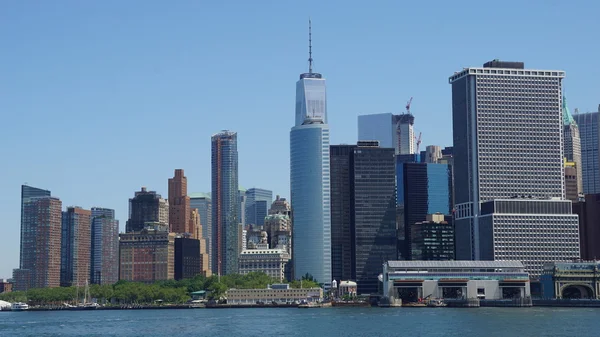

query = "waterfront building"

[449,60,580,276]
[290,21,331,284]
[564,162,579,202]
[397,162,452,260]
[90,207,119,285]
[358,113,415,155]
[238,247,290,281]
[211,130,240,275]
[573,107,600,194]
[382,261,531,303]
[190,193,212,266]
[174,236,202,280]
[245,188,272,226]
[119,228,175,283]
[126,187,169,233]
[0,280,12,293]
[562,97,583,196]
[541,261,600,299]
[410,213,454,261]
[60,207,92,287]
[226,284,323,304]
[330,141,397,293]
[13,193,62,291]
[168,169,192,236]
[572,194,600,260]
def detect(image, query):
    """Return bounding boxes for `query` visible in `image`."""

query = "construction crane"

[415,132,422,153]
[405,97,413,114]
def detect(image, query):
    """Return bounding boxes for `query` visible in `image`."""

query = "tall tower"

[562,96,583,197]
[449,60,579,276]
[211,130,240,275]
[60,206,92,287]
[90,207,119,285]
[168,169,192,235]
[290,20,331,284]
[573,108,600,194]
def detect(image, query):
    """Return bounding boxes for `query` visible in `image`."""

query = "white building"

[238,247,290,281]
[226,284,323,304]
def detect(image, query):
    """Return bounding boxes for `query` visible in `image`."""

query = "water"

[1,307,599,336]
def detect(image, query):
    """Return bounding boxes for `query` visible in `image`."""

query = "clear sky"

[1,0,598,278]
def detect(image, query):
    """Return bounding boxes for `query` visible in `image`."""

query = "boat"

[72,280,99,310]
[11,302,29,311]
[427,298,447,307]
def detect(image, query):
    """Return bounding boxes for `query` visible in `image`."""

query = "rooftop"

[387,260,525,269]
[189,192,211,199]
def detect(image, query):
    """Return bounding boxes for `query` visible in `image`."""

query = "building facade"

[14,194,62,291]
[290,25,331,285]
[573,109,600,194]
[397,162,452,260]
[60,207,92,287]
[450,60,580,273]
[226,285,323,304]
[119,229,175,283]
[572,194,600,261]
[211,130,240,275]
[168,169,192,236]
[245,188,273,226]
[190,193,212,267]
[90,207,119,285]
[19,185,51,270]
[174,237,202,280]
[238,247,291,282]
[330,141,397,293]
[562,96,583,196]
[541,262,600,299]
[564,163,579,202]
[357,113,415,155]
[410,213,455,261]
[126,187,169,233]
[425,145,442,163]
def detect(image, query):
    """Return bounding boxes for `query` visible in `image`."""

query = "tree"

[207,282,227,300]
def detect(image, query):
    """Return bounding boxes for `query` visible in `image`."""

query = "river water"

[1,307,598,336]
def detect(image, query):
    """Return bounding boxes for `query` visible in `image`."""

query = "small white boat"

[427,298,447,307]
[11,302,29,311]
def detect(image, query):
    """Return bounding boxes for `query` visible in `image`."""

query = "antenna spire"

[308,18,313,74]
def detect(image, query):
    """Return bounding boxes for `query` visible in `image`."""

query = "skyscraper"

[357,113,415,154]
[14,189,62,291]
[450,60,579,276]
[168,169,193,236]
[126,187,169,233]
[330,141,397,293]
[90,207,119,285]
[425,145,442,163]
[211,130,240,275]
[190,192,212,268]
[290,21,331,284]
[60,207,92,287]
[562,96,583,197]
[573,108,600,194]
[245,188,273,226]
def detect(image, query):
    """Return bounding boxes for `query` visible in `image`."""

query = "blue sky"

[1,0,598,277]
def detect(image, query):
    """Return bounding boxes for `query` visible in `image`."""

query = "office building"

[573,108,600,194]
[126,187,169,233]
[119,228,175,283]
[226,285,323,305]
[424,145,442,163]
[190,208,211,276]
[174,237,203,280]
[168,169,193,236]
[61,207,92,287]
[449,60,580,276]
[211,130,240,275]
[410,213,454,261]
[562,97,583,196]
[572,194,600,260]
[190,193,212,266]
[397,162,452,260]
[564,163,579,202]
[90,207,119,285]
[13,193,62,291]
[290,21,331,284]
[245,188,273,226]
[238,246,290,282]
[358,113,415,155]
[330,141,397,293]
[238,187,247,227]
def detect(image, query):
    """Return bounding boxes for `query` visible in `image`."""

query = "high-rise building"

[573,108,600,194]
[572,194,600,260]
[174,237,202,280]
[190,208,210,276]
[264,195,293,281]
[290,21,331,284]
[90,207,119,285]
[330,141,397,293]
[397,162,453,260]
[450,60,580,276]
[245,188,273,226]
[14,191,62,291]
[60,207,92,287]
[238,187,247,228]
[168,169,192,236]
[126,187,169,233]
[564,163,579,202]
[190,193,212,268]
[119,229,175,283]
[211,130,240,275]
[425,145,442,163]
[358,113,415,155]
[562,96,583,197]
[410,213,455,261]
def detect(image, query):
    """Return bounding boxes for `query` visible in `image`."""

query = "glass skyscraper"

[245,188,273,226]
[211,130,239,275]
[358,113,415,154]
[290,21,331,284]
[573,109,600,194]
[90,207,119,285]
[190,192,212,266]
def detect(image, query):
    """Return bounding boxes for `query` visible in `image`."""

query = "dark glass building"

[330,141,397,294]
[126,187,169,233]
[397,162,452,260]
[573,194,600,260]
[410,214,454,260]
[174,237,202,281]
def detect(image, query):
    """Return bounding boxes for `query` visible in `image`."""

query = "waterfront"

[1,307,599,336]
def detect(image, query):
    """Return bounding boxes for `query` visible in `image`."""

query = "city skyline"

[2,1,600,278]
